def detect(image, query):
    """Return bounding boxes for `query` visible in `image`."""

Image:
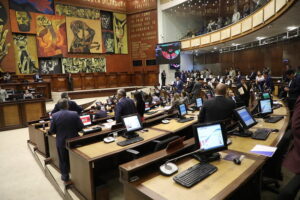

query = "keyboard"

[252,128,272,140]
[272,104,282,110]
[117,136,144,146]
[82,126,102,134]
[146,110,158,115]
[177,117,194,123]
[264,116,284,123]
[173,163,217,188]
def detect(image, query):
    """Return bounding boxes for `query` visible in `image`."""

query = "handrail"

[180,0,295,50]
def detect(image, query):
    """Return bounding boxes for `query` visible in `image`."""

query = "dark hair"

[134,91,144,103]
[61,92,68,98]
[58,98,69,110]
[286,69,295,76]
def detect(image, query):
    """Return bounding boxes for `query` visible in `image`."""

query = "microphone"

[159,148,204,176]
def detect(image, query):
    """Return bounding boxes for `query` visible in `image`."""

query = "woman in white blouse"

[256,70,265,91]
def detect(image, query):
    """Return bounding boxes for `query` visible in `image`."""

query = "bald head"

[215,83,227,96]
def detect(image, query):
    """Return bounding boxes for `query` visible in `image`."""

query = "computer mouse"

[272,129,279,132]
[103,136,115,143]
[233,158,241,165]
[143,129,149,132]
[159,162,178,176]
[162,119,170,124]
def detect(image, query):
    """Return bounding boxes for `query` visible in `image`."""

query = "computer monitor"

[145,102,150,111]
[259,99,273,115]
[178,104,187,118]
[80,115,92,126]
[121,114,143,138]
[262,92,271,99]
[193,122,227,162]
[234,106,257,129]
[196,98,203,108]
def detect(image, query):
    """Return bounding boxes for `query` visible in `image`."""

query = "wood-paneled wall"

[195,38,300,76]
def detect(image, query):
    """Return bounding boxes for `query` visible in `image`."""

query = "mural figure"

[69,20,100,53]
[113,14,127,54]
[9,0,54,15]
[0,3,10,70]
[15,11,32,32]
[39,58,61,74]
[14,35,37,74]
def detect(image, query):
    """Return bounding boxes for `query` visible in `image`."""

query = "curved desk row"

[119,101,290,200]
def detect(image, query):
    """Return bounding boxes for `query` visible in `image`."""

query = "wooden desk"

[28,122,50,157]
[68,128,171,200]
[122,153,263,200]
[0,98,46,131]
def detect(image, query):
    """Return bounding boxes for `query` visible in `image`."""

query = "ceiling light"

[231,43,239,46]
[287,26,298,31]
[256,36,266,40]
[213,46,217,50]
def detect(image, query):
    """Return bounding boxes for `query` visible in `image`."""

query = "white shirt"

[232,11,241,23]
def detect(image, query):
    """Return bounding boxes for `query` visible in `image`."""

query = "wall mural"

[62,57,106,73]
[0,2,11,72]
[39,58,61,74]
[101,11,114,53]
[36,14,67,57]
[113,13,128,54]
[10,10,36,34]
[13,34,38,74]
[9,0,54,15]
[66,17,103,54]
[55,3,100,20]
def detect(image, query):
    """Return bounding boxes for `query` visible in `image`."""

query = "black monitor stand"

[193,152,221,163]
[122,131,139,139]
[230,123,252,137]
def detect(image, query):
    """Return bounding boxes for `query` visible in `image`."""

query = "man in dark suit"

[173,76,184,93]
[51,92,83,115]
[94,105,108,119]
[198,83,235,123]
[237,77,251,107]
[115,89,137,123]
[191,78,202,100]
[249,68,257,81]
[263,72,274,92]
[49,99,84,184]
[284,69,300,111]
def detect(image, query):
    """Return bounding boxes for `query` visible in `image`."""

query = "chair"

[278,174,300,200]
[262,129,293,193]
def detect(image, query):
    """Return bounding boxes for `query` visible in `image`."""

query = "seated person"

[51,92,83,115]
[94,105,108,119]
[134,91,145,120]
[0,86,7,102]
[262,72,274,93]
[151,93,161,105]
[3,72,11,83]
[232,8,241,23]
[115,89,137,123]
[171,93,181,110]
[198,83,235,123]
[181,91,189,105]
[227,88,244,107]
[33,73,42,82]
[23,89,33,99]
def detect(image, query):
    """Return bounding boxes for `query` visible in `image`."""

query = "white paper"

[238,87,244,95]
[250,144,277,157]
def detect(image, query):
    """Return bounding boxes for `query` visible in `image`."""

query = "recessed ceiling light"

[256,36,266,40]
[287,26,298,31]
[213,46,217,49]
[231,43,239,46]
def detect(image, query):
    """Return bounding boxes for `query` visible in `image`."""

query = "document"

[238,87,244,95]
[250,144,277,157]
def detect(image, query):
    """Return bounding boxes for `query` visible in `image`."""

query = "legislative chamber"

[1,0,300,200]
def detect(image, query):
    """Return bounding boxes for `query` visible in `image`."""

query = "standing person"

[134,91,145,121]
[237,77,251,107]
[256,70,265,91]
[49,98,84,184]
[67,73,73,91]
[284,69,300,111]
[114,89,137,123]
[33,72,42,82]
[51,92,83,115]
[173,77,184,93]
[161,70,166,87]
[249,68,257,81]
[263,72,274,93]
[175,69,181,79]
[232,8,241,23]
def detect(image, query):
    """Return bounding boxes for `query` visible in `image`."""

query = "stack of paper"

[250,145,277,157]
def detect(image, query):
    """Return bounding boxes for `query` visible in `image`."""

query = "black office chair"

[262,129,293,193]
[278,174,300,200]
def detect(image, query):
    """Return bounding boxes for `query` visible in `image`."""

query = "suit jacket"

[94,110,108,119]
[249,71,257,80]
[198,96,236,123]
[174,80,184,93]
[283,97,300,174]
[115,97,137,123]
[51,100,83,115]
[237,83,250,106]
[50,109,84,148]
[191,82,202,95]
[288,75,300,100]
[263,76,274,92]
[136,100,145,118]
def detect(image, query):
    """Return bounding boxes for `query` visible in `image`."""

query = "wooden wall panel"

[3,105,20,126]
[106,73,118,88]
[24,102,43,122]
[133,73,144,86]
[52,76,68,91]
[105,55,132,73]
[83,74,95,90]
[72,75,83,90]
[94,73,107,88]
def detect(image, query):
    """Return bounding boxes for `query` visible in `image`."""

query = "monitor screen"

[155,42,181,65]
[122,114,142,132]
[80,115,92,126]
[262,93,271,99]
[260,99,273,114]
[178,104,187,116]
[235,107,257,128]
[145,102,150,111]
[195,123,225,151]
[196,98,203,108]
